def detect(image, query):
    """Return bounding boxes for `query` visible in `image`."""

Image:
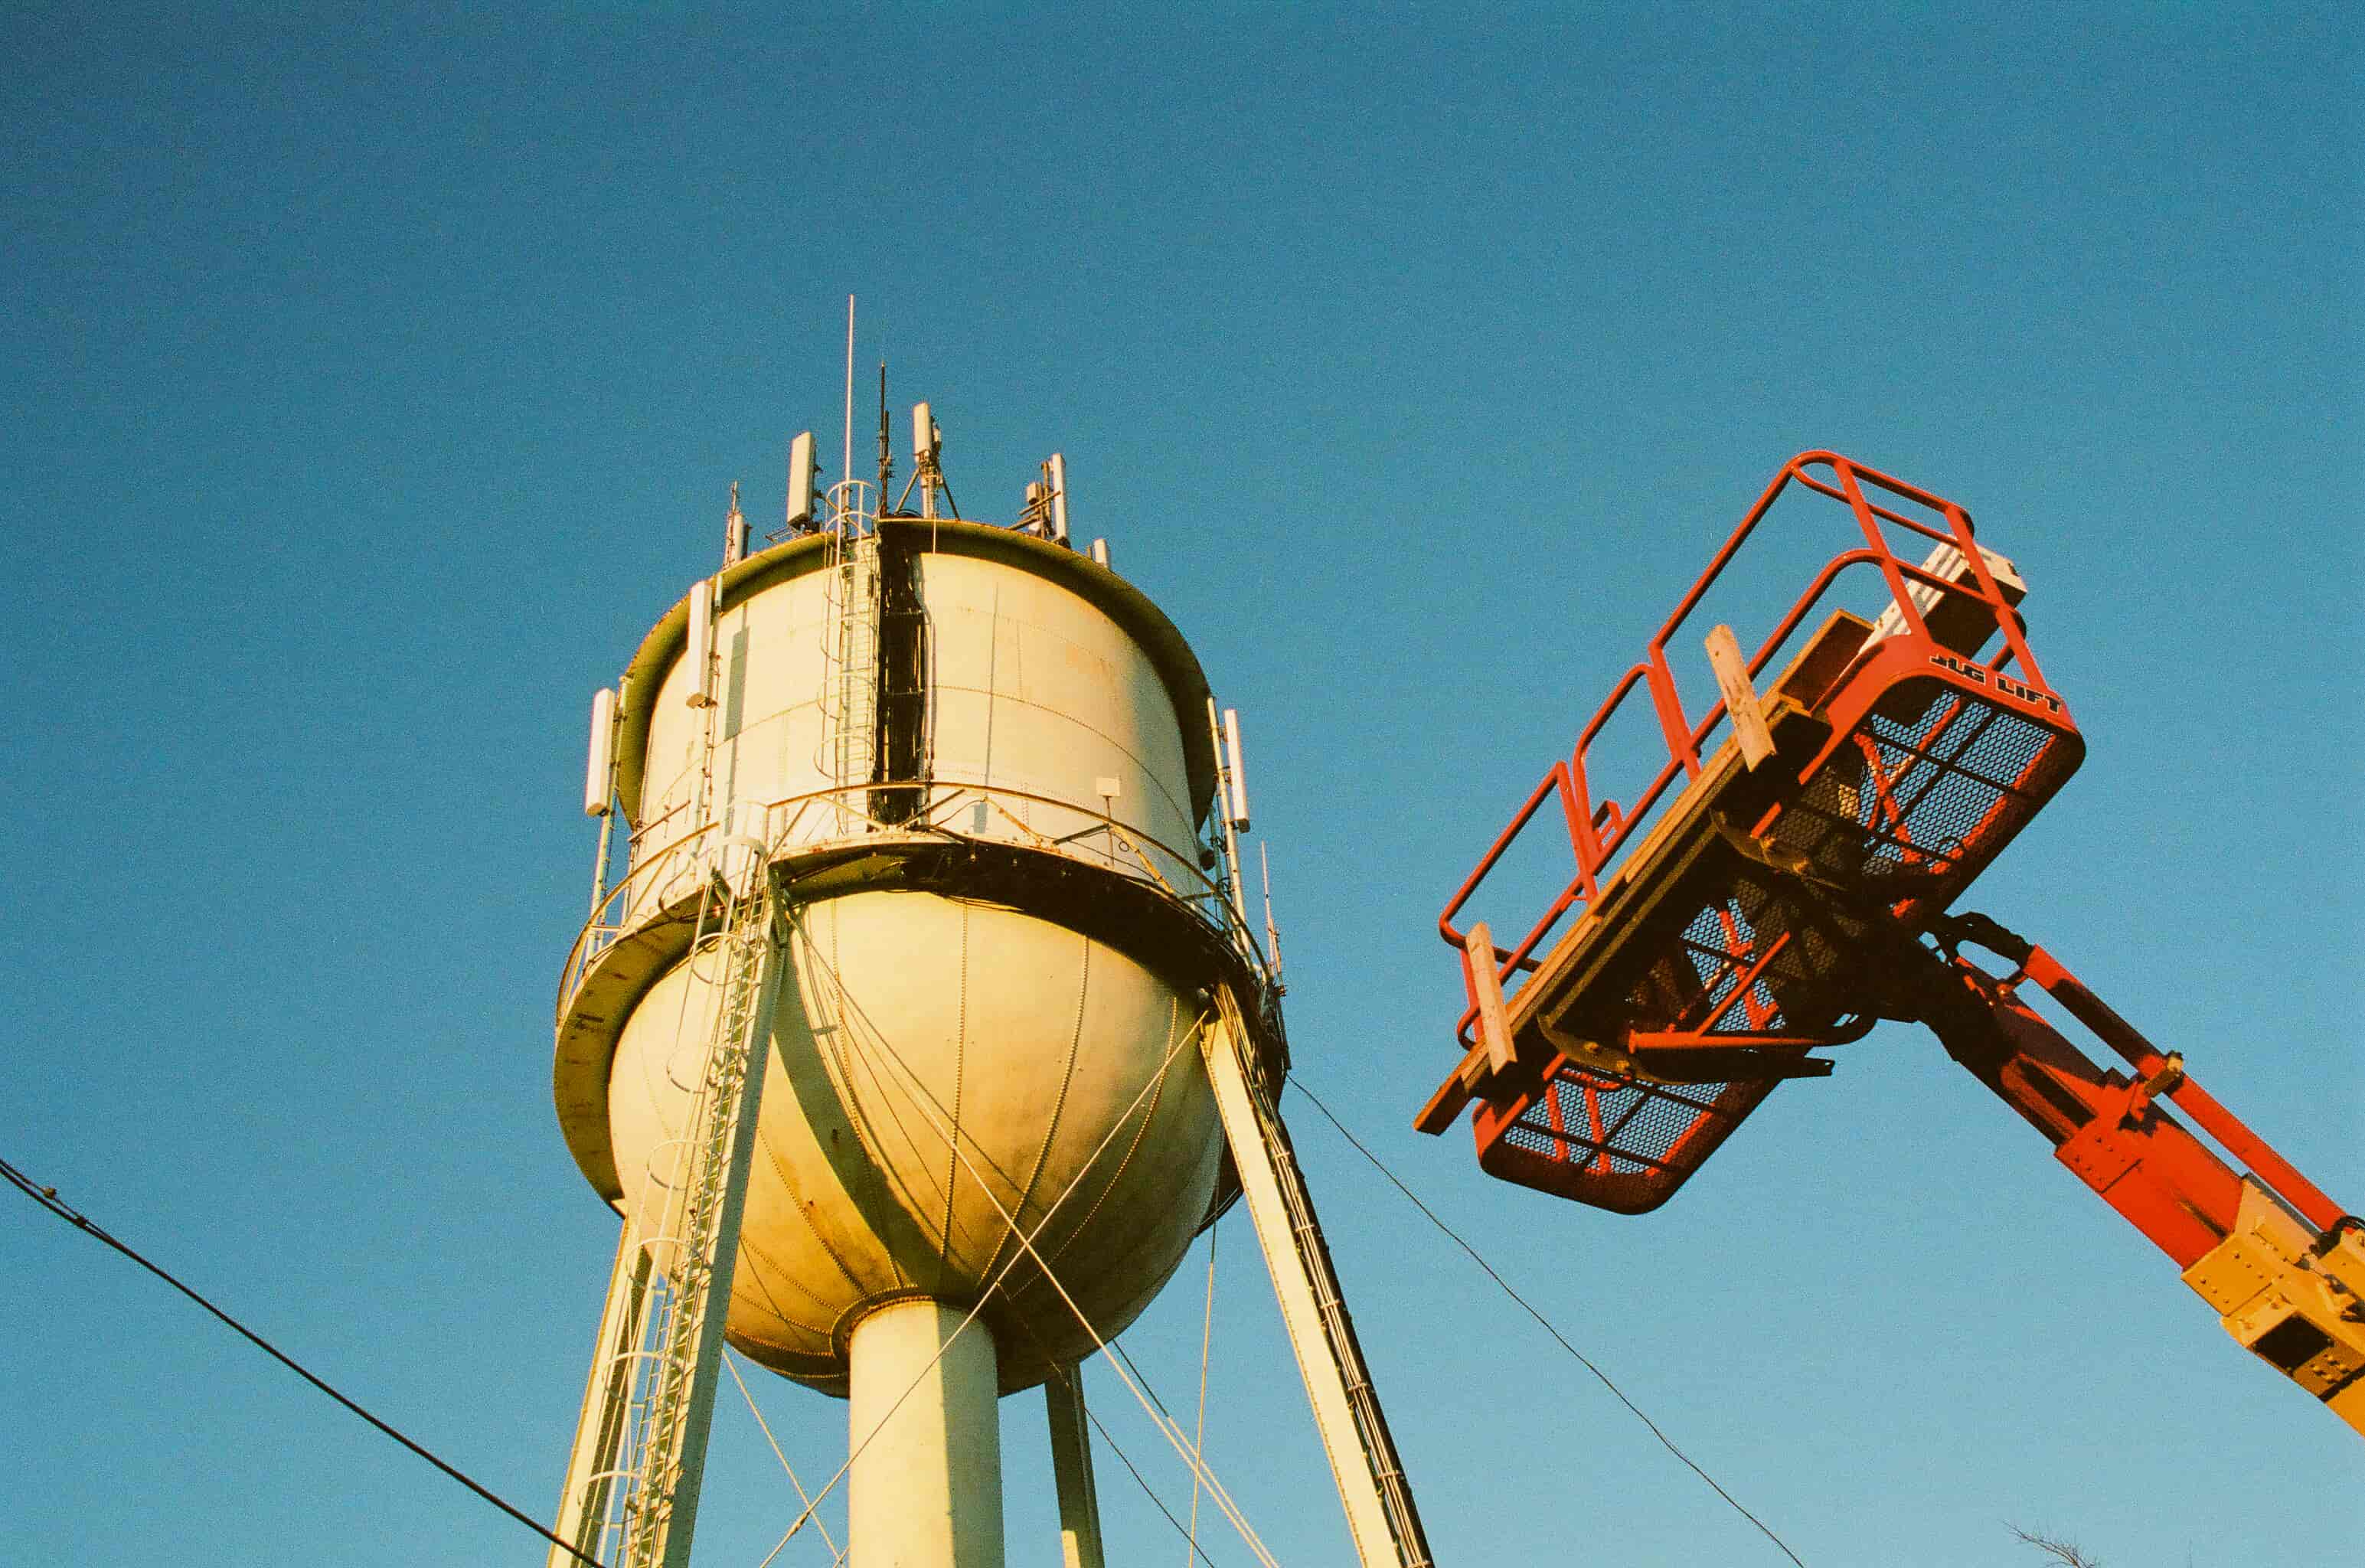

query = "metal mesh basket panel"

[1478,674,2077,1211]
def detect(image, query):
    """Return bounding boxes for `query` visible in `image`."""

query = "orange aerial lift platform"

[1416,452,2364,1435]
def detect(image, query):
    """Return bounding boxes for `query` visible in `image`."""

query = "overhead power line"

[5,1086,1808,1568]
[1289,1083,1809,1568]
[1057,1357,1226,1568]
[0,1153,598,1567]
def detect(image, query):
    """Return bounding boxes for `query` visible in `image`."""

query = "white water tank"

[557,517,1247,1394]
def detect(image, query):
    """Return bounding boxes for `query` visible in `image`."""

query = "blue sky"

[5,4,2358,1565]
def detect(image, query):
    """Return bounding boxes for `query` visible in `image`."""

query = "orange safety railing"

[1436,451,2063,1062]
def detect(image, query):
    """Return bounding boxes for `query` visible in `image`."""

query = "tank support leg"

[1202,983,1432,1568]
[1044,1364,1106,1568]
[848,1301,1005,1568]
[547,1215,655,1566]
[548,880,786,1567]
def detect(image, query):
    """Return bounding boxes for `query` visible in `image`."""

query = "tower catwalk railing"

[563,778,1281,1027]
[551,865,783,1568]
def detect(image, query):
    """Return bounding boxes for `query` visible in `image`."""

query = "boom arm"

[1913,917,2365,1434]
[1419,450,2363,1439]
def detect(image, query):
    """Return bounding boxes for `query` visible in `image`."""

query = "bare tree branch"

[2010,1523,2102,1567]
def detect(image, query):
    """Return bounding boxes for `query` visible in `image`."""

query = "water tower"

[546,358,1432,1568]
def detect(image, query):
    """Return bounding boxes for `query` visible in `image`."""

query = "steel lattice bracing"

[550,871,782,1568]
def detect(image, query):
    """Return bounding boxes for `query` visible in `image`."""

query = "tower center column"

[847,1300,1005,1568]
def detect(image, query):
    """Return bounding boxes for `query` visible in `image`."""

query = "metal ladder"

[566,871,781,1568]
[815,507,881,823]
[1210,983,1433,1568]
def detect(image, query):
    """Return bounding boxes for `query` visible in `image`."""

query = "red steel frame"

[1417,451,2363,1426]
[1439,452,2063,1050]
[1942,941,2345,1266]
[1431,452,2084,1209]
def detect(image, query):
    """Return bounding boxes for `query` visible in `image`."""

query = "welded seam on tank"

[1000,1142,1191,1329]
[729,1168,838,1332]
[833,1028,962,1255]
[1053,1142,1212,1351]
[729,1224,838,1338]
[826,967,963,1252]
[759,1128,867,1303]
[916,558,939,779]
[917,624,1182,828]
[808,905,907,1278]
[748,903,1224,1427]
[973,927,1091,1291]
[813,984,1279,1568]
[807,904,1022,1285]
[929,663,1193,833]
[737,1021,1222,1568]
[699,927,833,1357]
[810,910,930,1294]
[786,911,1191,1228]
[612,524,1223,825]
[1021,997,1202,1289]
[634,694,819,848]
[1019,988,1182,1292]
[728,904,870,1305]
[1013,1143,1212,1329]
[783,909,1217,1334]
[828,1013,1222,1415]
[658,919,724,1096]
[628,887,731,1248]
[978,583,1000,800]
[933,903,969,1292]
